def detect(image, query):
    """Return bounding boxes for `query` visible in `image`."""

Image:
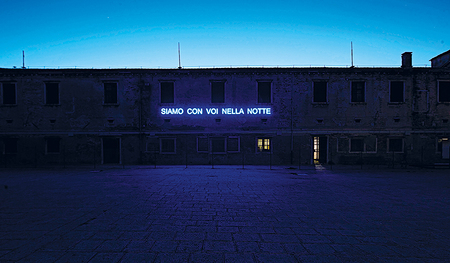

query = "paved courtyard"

[1,166,449,262]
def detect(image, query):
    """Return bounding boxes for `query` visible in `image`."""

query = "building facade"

[1,51,450,167]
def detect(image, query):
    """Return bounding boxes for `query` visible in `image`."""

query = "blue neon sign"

[160,107,271,115]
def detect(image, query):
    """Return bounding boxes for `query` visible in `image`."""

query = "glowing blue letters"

[160,107,271,115]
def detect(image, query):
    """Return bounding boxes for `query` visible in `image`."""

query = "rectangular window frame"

[257,81,272,104]
[350,81,366,103]
[438,80,450,103]
[227,136,240,153]
[44,82,60,105]
[389,81,405,103]
[160,138,176,154]
[257,137,272,153]
[211,81,225,103]
[313,81,328,103]
[103,82,118,105]
[160,81,175,104]
[387,138,404,153]
[2,82,17,105]
[348,137,378,153]
[46,137,61,154]
[197,136,209,153]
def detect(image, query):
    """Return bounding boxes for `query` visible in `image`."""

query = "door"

[313,136,328,164]
[103,137,120,164]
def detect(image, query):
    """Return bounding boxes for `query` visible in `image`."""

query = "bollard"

[211,151,214,169]
[242,152,245,169]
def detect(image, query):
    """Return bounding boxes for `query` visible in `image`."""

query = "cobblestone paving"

[1,166,450,262]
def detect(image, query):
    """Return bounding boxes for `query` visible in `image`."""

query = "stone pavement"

[1,165,449,262]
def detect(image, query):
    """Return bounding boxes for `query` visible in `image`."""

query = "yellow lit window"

[258,138,271,152]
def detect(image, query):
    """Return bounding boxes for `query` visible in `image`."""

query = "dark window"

[45,83,59,104]
[197,137,208,152]
[160,138,175,153]
[2,83,16,105]
[227,137,239,152]
[3,138,17,154]
[211,82,225,103]
[258,82,271,103]
[351,81,365,102]
[337,138,349,152]
[388,138,403,152]
[390,81,404,102]
[161,82,174,103]
[211,138,226,153]
[46,138,60,154]
[350,138,364,152]
[104,83,118,104]
[257,138,271,152]
[313,82,327,102]
[365,136,377,152]
[438,81,450,102]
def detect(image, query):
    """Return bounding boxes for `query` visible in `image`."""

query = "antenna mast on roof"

[178,42,182,69]
[351,42,354,68]
[22,50,26,69]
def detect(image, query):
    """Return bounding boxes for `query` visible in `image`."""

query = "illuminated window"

[46,137,60,154]
[160,138,176,153]
[211,81,225,103]
[258,81,271,103]
[2,83,16,105]
[3,138,17,154]
[161,82,174,103]
[388,138,403,153]
[313,82,327,102]
[351,81,365,102]
[257,138,271,152]
[438,81,450,102]
[104,83,118,104]
[45,83,59,105]
[390,81,404,103]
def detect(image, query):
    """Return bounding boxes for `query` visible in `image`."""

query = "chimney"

[401,52,412,68]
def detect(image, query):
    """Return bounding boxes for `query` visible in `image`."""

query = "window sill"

[349,102,367,105]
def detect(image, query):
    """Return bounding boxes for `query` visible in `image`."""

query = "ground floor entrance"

[313,136,328,164]
[102,137,121,164]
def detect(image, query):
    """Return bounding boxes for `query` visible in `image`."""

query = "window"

[2,83,16,105]
[211,81,225,103]
[390,81,404,103]
[161,82,174,103]
[337,138,349,153]
[104,83,118,104]
[160,138,176,153]
[350,138,364,152]
[3,138,17,154]
[211,138,226,153]
[438,81,450,102]
[365,136,377,153]
[258,81,271,103]
[227,137,240,152]
[313,82,327,103]
[257,138,271,152]
[45,83,59,105]
[197,137,208,152]
[351,81,365,102]
[46,137,60,154]
[388,138,403,153]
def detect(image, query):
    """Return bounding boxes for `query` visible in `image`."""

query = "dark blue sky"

[1,0,449,68]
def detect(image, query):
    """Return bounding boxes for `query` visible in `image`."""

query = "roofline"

[430,49,450,61]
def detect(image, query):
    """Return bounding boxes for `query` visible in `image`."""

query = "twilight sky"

[1,0,449,69]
